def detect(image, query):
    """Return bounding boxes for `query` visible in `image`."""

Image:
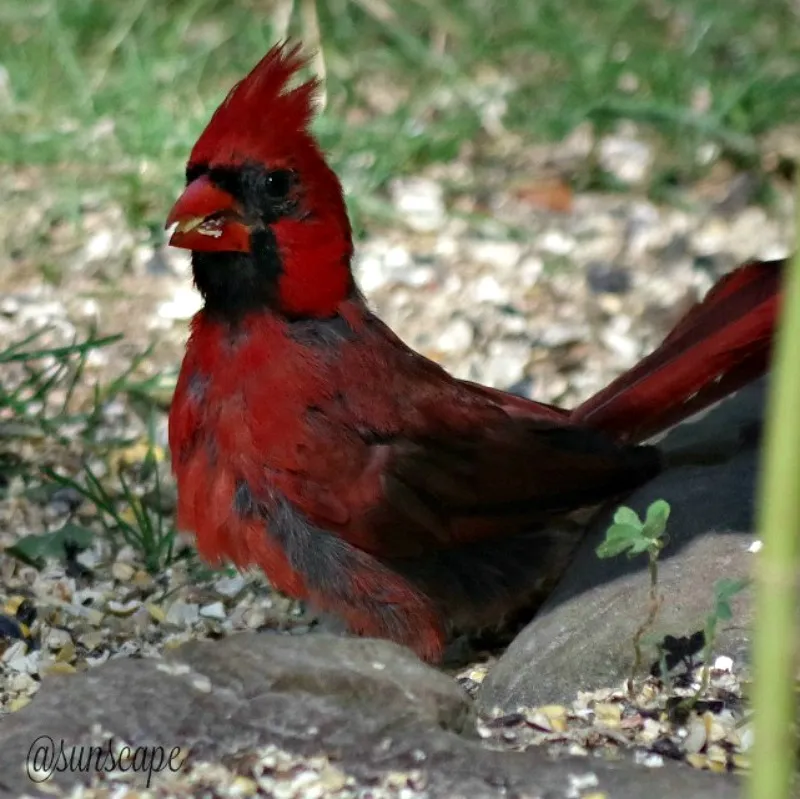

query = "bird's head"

[166,43,353,321]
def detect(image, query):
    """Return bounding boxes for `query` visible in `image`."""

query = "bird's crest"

[189,42,320,168]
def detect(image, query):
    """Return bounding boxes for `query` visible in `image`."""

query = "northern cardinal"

[166,43,782,662]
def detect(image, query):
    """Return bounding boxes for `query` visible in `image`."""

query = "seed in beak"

[174,216,225,238]
[174,216,207,234]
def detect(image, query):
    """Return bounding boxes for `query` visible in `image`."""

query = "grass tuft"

[1,327,182,572]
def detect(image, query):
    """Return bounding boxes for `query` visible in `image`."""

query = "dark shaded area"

[555,379,763,603]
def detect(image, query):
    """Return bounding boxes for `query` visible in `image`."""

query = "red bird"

[166,43,782,662]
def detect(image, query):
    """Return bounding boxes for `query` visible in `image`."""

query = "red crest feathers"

[189,42,321,168]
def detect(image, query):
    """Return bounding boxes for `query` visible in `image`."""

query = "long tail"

[571,259,784,444]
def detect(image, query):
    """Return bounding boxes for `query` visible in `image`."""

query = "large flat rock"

[1,632,739,798]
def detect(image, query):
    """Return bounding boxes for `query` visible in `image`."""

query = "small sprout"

[710,576,750,623]
[597,499,671,694]
[699,577,750,692]
[596,500,670,559]
[668,578,749,716]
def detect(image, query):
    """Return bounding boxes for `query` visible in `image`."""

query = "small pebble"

[587,263,631,294]
[215,574,246,597]
[111,562,136,582]
[634,751,665,768]
[158,287,203,320]
[390,177,445,232]
[199,601,227,620]
[165,601,200,627]
[435,318,474,354]
[106,599,141,617]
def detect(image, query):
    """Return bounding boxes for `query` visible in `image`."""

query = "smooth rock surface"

[479,380,766,712]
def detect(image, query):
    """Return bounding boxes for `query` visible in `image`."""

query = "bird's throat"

[192,222,356,323]
[191,227,285,323]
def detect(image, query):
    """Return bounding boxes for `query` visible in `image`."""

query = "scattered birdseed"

[475,667,752,773]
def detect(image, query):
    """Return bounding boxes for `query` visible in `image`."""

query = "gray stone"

[0,632,739,798]
[587,262,631,294]
[478,381,765,712]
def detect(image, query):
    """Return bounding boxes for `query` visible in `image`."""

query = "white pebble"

[106,599,142,617]
[355,253,388,293]
[404,265,436,288]
[598,132,654,185]
[540,230,575,255]
[156,661,191,676]
[713,655,734,672]
[634,751,664,768]
[435,318,474,354]
[191,675,213,693]
[384,245,412,270]
[215,574,246,597]
[472,274,510,304]
[567,772,599,795]
[45,628,72,650]
[602,329,639,363]
[390,177,446,232]
[165,600,200,627]
[518,256,543,287]
[471,240,522,270]
[0,297,20,316]
[84,230,116,261]
[435,235,458,258]
[3,642,40,674]
[199,601,227,620]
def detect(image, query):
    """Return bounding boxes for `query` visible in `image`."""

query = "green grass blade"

[748,186,800,799]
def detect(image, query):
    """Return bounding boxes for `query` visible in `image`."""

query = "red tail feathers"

[572,259,784,443]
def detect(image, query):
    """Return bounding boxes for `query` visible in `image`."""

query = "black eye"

[264,170,293,200]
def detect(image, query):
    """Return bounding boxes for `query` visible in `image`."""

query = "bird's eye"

[264,170,294,200]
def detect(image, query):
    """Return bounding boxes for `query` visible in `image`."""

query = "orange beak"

[166,175,251,252]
